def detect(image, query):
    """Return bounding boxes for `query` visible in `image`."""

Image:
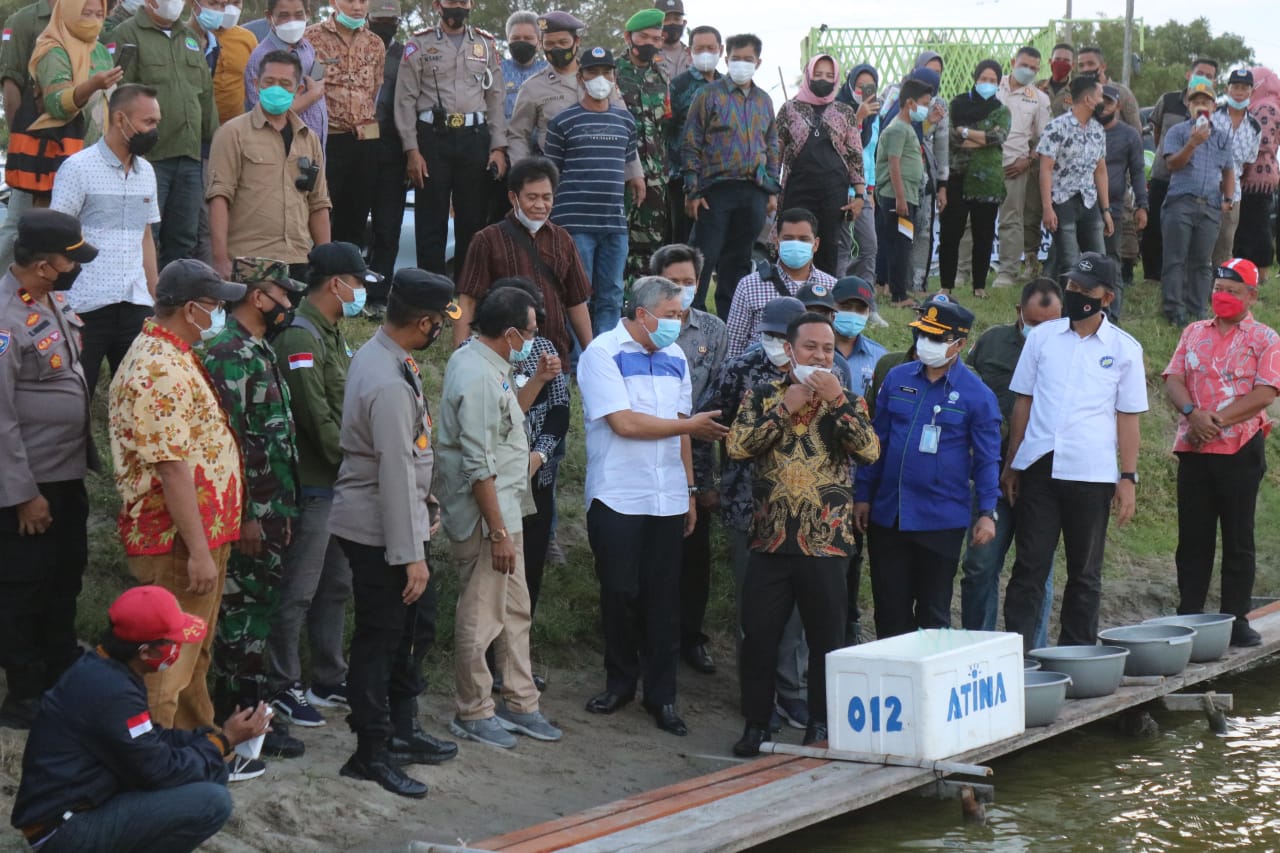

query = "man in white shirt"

[995,47,1051,289]
[51,84,161,395]
[576,276,727,737]
[1001,253,1147,650]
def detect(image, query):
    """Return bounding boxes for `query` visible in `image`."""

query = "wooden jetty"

[423,604,1280,853]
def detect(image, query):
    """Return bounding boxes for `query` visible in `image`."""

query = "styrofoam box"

[826,629,1025,760]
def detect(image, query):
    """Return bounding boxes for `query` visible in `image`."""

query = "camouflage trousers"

[212,515,289,714]
[625,180,670,283]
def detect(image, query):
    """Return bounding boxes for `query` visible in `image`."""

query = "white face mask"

[122,0,144,12]
[514,204,546,234]
[691,51,718,73]
[760,335,790,367]
[791,364,831,383]
[275,19,306,44]
[222,4,241,28]
[915,337,955,368]
[728,60,756,85]
[154,0,185,23]
[583,76,613,101]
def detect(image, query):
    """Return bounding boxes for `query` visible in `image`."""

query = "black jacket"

[10,650,229,830]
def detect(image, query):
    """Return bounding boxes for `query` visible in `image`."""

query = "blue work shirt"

[501,56,547,120]
[855,358,1002,532]
[1163,118,1233,206]
[841,333,888,402]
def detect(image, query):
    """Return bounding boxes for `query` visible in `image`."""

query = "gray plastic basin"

[1024,658,1042,671]
[1097,624,1196,677]
[1143,613,1234,662]
[1028,645,1129,698]
[1024,670,1072,727]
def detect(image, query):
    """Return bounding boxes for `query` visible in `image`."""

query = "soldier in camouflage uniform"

[203,258,305,723]
[617,9,672,283]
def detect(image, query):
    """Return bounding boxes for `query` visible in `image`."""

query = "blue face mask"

[644,312,681,349]
[258,85,295,115]
[196,5,223,29]
[778,240,814,269]
[194,303,226,341]
[339,280,367,317]
[1228,96,1251,110]
[833,310,868,338]
[679,285,696,311]
[335,10,365,29]
[975,81,998,99]
[1021,322,1034,338]
[506,329,534,363]
[909,102,929,122]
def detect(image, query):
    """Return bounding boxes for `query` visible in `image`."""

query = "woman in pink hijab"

[776,53,866,276]
[1235,66,1280,272]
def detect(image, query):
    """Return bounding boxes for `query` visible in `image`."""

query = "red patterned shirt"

[1163,313,1280,454]
[108,319,242,555]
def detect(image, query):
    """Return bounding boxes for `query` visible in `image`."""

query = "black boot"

[341,736,428,798]
[387,698,458,765]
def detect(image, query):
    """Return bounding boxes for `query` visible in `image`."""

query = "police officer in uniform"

[329,268,461,798]
[507,12,643,181]
[656,0,691,80]
[0,210,98,728]
[394,0,507,276]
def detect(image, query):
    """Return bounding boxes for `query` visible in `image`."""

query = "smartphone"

[861,82,877,103]
[114,43,138,72]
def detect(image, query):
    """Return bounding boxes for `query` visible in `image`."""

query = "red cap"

[1217,258,1260,288]
[108,586,208,644]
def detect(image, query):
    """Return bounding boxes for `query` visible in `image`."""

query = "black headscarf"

[950,59,1004,126]
[839,63,879,147]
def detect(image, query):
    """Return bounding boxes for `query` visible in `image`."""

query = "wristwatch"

[1120,472,1139,484]
[960,126,970,140]
[1180,402,1195,416]
[978,509,998,522]
[489,527,509,543]
[688,485,701,497]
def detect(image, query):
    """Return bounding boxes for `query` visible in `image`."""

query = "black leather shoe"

[802,721,828,746]
[263,724,306,759]
[340,752,428,799]
[733,722,769,757]
[682,644,716,674]
[387,731,459,765]
[585,690,634,714]
[645,703,688,736]
[1232,622,1263,647]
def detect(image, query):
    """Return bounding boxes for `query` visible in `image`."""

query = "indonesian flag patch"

[2,30,12,42]
[288,352,315,370]
[127,710,153,738]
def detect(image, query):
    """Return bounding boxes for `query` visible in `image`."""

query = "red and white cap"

[1216,258,1260,288]
[109,586,208,644]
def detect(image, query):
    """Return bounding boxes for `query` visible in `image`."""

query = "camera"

[296,156,320,192]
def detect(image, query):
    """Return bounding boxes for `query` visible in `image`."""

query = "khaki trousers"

[453,526,538,720]
[128,540,231,730]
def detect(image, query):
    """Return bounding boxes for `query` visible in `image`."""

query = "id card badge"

[919,424,941,454]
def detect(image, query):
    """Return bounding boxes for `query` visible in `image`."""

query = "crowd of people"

[1,0,1279,846]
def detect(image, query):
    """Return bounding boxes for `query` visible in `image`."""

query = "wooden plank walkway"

[466,604,1280,853]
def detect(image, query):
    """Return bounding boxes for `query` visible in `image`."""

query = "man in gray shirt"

[436,286,562,749]
[328,269,460,799]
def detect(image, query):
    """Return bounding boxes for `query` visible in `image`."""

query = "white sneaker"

[228,754,266,782]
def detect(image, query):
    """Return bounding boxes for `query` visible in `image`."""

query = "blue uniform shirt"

[501,56,547,120]
[855,358,1002,531]
[842,333,888,401]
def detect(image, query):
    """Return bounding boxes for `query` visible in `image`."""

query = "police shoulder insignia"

[0,330,9,358]
[474,26,496,40]
[404,42,418,59]
[49,353,62,369]
[404,356,420,376]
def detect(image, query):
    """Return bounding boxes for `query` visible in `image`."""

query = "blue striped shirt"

[544,104,637,234]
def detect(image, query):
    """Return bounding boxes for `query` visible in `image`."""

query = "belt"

[418,110,486,129]
[24,809,84,848]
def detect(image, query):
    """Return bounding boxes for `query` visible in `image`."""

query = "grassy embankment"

[72,269,1280,685]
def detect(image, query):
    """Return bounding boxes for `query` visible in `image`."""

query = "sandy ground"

[0,559,1186,853]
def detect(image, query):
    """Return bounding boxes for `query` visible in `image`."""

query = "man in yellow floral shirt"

[108,259,247,732]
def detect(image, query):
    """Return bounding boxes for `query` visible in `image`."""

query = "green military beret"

[624,8,664,31]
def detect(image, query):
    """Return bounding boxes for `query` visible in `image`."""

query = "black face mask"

[545,45,575,69]
[509,40,537,65]
[439,6,468,28]
[1063,289,1105,323]
[369,19,397,45]
[416,320,442,351]
[632,43,659,64]
[662,23,684,44]
[125,125,160,156]
[51,263,81,291]
[260,297,292,334]
[809,79,835,98]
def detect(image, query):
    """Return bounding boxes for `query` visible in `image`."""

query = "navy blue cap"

[909,299,974,338]
[758,296,806,335]
[833,275,875,308]
[796,281,835,310]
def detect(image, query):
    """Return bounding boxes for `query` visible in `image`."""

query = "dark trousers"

[867,523,964,638]
[668,178,693,245]
[680,504,712,649]
[690,179,768,316]
[41,782,232,853]
[151,156,203,268]
[368,135,408,288]
[1235,191,1276,270]
[1004,453,1114,651]
[740,551,845,725]
[876,199,917,301]
[1141,178,1169,280]
[1176,431,1266,619]
[782,185,845,278]
[325,133,378,249]
[521,477,556,614]
[338,537,437,740]
[846,530,864,624]
[0,480,88,701]
[415,122,492,275]
[939,189,998,291]
[586,501,682,706]
[79,302,152,396]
